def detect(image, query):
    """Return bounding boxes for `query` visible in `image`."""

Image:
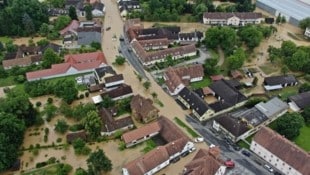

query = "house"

[130,95,159,123]
[118,0,141,18]
[48,8,68,16]
[183,147,226,175]
[60,20,80,36]
[264,75,298,91]
[138,38,169,51]
[66,130,87,143]
[164,64,204,95]
[101,84,133,101]
[178,87,215,121]
[40,43,62,54]
[178,31,204,44]
[213,97,288,142]
[288,91,310,111]
[26,51,107,81]
[210,75,224,82]
[250,127,310,175]
[92,1,105,17]
[77,21,102,45]
[305,27,310,38]
[2,45,43,69]
[104,74,124,88]
[65,0,84,17]
[94,66,116,83]
[203,12,263,26]
[208,79,247,113]
[98,108,134,136]
[122,116,195,175]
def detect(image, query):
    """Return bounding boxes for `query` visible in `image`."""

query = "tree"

[302,107,310,125]
[299,83,310,93]
[87,149,112,174]
[69,6,78,20]
[37,39,49,47]
[44,104,58,121]
[54,15,71,31]
[90,42,101,50]
[53,80,78,104]
[75,168,88,175]
[276,13,282,24]
[0,113,26,171]
[299,17,310,30]
[83,111,102,140]
[281,41,297,58]
[219,27,238,54]
[193,3,207,20]
[42,48,61,68]
[239,25,263,50]
[22,13,35,35]
[72,103,97,121]
[114,56,126,65]
[47,0,65,8]
[204,27,221,49]
[143,81,151,90]
[244,98,266,108]
[72,138,91,155]
[151,92,158,99]
[39,23,50,36]
[100,96,115,109]
[5,40,17,53]
[228,48,246,70]
[286,49,308,71]
[55,119,69,134]
[204,58,219,75]
[84,5,93,20]
[0,41,4,51]
[275,113,304,140]
[281,65,289,75]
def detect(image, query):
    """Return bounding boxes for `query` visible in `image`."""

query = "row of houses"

[203,12,264,26]
[125,19,203,66]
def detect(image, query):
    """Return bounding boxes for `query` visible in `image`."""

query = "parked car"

[170,156,180,163]
[194,137,204,143]
[233,145,241,151]
[241,150,251,157]
[264,164,274,173]
[273,171,282,175]
[224,160,235,168]
[181,151,189,157]
[106,27,111,31]
[189,147,196,153]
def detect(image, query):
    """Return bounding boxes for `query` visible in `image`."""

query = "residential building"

[264,75,298,91]
[178,87,215,121]
[213,97,288,142]
[98,108,134,136]
[203,12,263,26]
[164,64,204,95]
[138,38,169,51]
[100,84,133,101]
[48,8,68,16]
[178,31,204,44]
[304,27,310,38]
[118,0,140,18]
[26,51,107,81]
[77,21,102,45]
[91,1,105,17]
[59,20,80,36]
[256,0,310,26]
[183,147,226,175]
[122,116,195,175]
[94,66,116,83]
[288,91,310,111]
[104,74,124,88]
[250,127,310,175]
[130,95,159,123]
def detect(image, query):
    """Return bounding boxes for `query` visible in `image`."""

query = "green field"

[0,36,12,43]
[174,117,199,138]
[294,125,310,151]
[22,164,61,175]
[267,86,299,101]
[190,78,211,90]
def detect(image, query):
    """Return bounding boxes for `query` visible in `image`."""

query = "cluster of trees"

[274,113,304,140]
[24,79,78,104]
[39,15,71,40]
[0,89,39,171]
[299,17,310,30]
[268,41,310,73]
[214,0,255,13]
[0,0,49,36]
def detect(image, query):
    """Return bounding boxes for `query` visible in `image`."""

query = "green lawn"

[267,86,299,101]
[190,78,211,90]
[174,117,199,138]
[294,125,310,151]
[0,36,12,43]
[259,63,280,75]
[0,76,16,87]
[22,164,60,175]
[237,140,250,149]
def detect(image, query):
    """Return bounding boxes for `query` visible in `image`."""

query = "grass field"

[237,140,250,149]
[259,63,281,75]
[294,125,310,151]
[267,86,299,101]
[174,117,199,138]
[190,78,211,90]
[22,164,60,175]
[0,36,12,43]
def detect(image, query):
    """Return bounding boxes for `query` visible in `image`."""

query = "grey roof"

[104,74,124,83]
[255,97,288,118]
[264,75,298,86]
[289,91,310,109]
[215,114,249,137]
[95,66,116,78]
[178,87,210,116]
[257,0,310,21]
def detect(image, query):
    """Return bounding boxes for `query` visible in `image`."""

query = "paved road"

[185,116,272,175]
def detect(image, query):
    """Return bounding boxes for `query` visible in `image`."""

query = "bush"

[36,101,42,107]
[47,157,56,164]
[85,92,89,97]
[56,138,62,143]
[47,97,53,104]
[36,162,47,168]
[69,123,84,132]
[44,135,48,143]
[79,94,84,99]
[118,141,126,151]
[245,98,266,108]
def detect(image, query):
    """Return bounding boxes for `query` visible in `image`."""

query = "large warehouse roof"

[257,0,310,21]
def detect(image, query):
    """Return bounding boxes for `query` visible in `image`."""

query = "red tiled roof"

[26,51,106,80]
[60,20,80,35]
[210,75,224,81]
[253,127,310,175]
[122,121,161,144]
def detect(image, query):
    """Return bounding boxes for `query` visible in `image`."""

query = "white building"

[251,127,310,175]
[305,27,310,38]
[203,12,263,26]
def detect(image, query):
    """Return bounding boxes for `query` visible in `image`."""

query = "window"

[276,159,279,162]
[289,167,291,170]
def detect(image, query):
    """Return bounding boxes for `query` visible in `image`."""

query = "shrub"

[85,92,89,97]
[47,97,53,104]
[79,94,84,99]
[69,123,84,132]
[118,141,126,151]
[36,101,42,107]
[47,157,56,164]
[36,162,47,168]
[56,138,62,143]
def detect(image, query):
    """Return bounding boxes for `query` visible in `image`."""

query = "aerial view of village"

[0,0,310,175]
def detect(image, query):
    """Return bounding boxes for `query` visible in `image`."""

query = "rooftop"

[289,91,310,109]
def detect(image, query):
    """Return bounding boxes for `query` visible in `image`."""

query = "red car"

[224,160,235,168]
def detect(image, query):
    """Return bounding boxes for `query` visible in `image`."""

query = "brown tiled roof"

[26,51,106,80]
[210,75,224,81]
[104,74,124,83]
[66,130,87,143]
[122,121,161,144]
[165,137,188,156]
[138,38,169,49]
[184,148,222,175]
[60,20,80,35]
[99,108,133,133]
[253,127,310,175]
[101,84,133,99]
[2,57,32,69]
[230,70,243,79]
[124,146,170,175]
[130,95,158,121]
[88,83,105,92]
[158,116,188,142]
[203,12,262,20]
[202,87,214,95]
[164,67,183,93]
